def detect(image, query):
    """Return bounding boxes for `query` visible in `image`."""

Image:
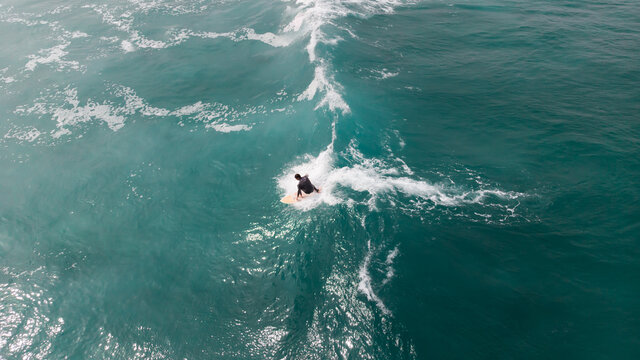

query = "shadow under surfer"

[295,173,320,200]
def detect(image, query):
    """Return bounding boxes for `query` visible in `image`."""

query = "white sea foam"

[83,4,134,34]
[4,127,41,142]
[164,27,297,50]
[69,31,89,39]
[84,4,164,51]
[26,29,91,70]
[372,68,399,79]
[25,42,81,72]
[131,31,167,49]
[0,7,91,74]
[121,40,136,52]
[114,86,170,117]
[239,27,295,48]
[41,88,125,135]
[382,246,398,285]
[206,123,252,133]
[128,0,210,15]
[0,67,15,84]
[298,64,350,113]
[393,129,406,149]
[358,240,391,315]
[86,3,292,52]
[13,85,256,138]
[172,102,207,116]
[395,157,414,175]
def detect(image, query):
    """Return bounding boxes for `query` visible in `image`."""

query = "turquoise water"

[1,0,639,358]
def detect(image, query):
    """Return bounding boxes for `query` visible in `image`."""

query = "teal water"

[1,0,639,358]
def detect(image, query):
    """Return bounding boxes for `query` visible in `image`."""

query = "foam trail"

[358,240,391,315]
[278,138,526,213]
[13,85,256,138]
[382,246,399,285]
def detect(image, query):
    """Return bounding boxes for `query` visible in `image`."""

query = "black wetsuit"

[297,176,319,197]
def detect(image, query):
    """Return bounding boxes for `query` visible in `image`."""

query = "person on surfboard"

[295,173,320,200]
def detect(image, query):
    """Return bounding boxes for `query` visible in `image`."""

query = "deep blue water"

[1,0,639,358]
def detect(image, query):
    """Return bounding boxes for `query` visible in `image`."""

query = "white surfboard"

[280,188,320,204]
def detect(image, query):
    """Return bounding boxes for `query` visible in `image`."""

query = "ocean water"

[1,0,639,358]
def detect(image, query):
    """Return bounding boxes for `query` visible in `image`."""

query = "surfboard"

[280,189,320,204]
[280,194,298,204]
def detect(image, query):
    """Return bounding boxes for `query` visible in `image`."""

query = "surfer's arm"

[296,187,302,199]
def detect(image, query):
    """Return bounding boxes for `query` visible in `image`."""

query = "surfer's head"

[294,174,301,180]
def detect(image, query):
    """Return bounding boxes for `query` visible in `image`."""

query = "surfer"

[295,174,320,200]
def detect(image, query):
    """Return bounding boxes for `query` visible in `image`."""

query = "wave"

[2,0,410,111]
[282,0,409,112]
[82,0,411,112]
